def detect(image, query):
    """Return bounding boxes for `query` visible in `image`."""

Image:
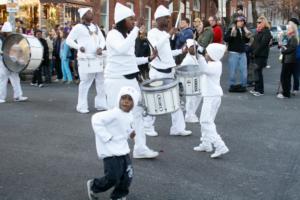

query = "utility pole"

[7,0,18,33]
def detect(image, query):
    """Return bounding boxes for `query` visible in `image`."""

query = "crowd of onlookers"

[3,5,300,99]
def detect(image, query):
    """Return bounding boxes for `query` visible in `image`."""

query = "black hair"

[115,19,128,38]
[34,29,42,36]
[202,19,210,28]
[237,5,243,11]
[182,17,190,24]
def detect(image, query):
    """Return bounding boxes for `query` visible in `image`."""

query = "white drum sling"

[176,65,201,96]
[2,34,43,73]
[141,78,180,116]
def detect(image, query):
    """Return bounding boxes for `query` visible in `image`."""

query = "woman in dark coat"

[250,16,272,96]
[277,22,299,98]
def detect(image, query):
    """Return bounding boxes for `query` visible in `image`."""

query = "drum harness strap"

[151,66,172,74]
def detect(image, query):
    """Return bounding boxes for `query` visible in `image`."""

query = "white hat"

[117,86,140,108]
[1,22,12,32]
[186,39,198,48]
[154,5,171,20]
[78,8,92,19]
[206,43,226,61]
[114,3,135,24]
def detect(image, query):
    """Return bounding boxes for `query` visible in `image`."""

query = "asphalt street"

[0,48,300,200]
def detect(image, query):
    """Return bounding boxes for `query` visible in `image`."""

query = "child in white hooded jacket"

[192,43,229,158]
[87,86,139,200]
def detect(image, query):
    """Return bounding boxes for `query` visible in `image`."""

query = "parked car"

[270,26,279,44]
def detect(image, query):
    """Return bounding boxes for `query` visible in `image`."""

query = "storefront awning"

[40,0,93,6]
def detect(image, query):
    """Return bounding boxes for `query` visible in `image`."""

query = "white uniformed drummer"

[104,3,158,159]
[144,5,192,137]
[0,22,28,103]
[66,8,107,114]
[181,39,202,123]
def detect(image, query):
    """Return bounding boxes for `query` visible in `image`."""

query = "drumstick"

[172,12,181,40]
[145,38,161,61]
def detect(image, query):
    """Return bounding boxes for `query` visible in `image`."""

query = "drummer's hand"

[96,48,102,55]
[130,131,136,139]
[79,47,85,53]
[169,28,177,37]
[149,47,158,62]
[182,45,188,54]
[135,17,144,28]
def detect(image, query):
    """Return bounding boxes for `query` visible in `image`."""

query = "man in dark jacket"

[31,30,49,87]
[225,16,252,92]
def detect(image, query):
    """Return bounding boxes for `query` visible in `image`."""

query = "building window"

[100,0,108,32]
[145,6,151,31]
[193,0,200,11]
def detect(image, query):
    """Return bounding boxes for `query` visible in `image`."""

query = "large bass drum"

[141,78,180,116]
[2,34,43,73]
[176,65,201,96]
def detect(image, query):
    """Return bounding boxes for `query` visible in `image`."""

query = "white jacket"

[197,55,223,97]
[148,28,182,69]
[181,53,198,66]
[66,23,105,59]
[92,108,134,159]
[105,27,148,78]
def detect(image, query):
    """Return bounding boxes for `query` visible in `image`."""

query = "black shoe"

[237,86,247,93]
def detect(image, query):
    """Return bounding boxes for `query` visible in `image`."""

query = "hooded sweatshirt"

[91,87,139,159]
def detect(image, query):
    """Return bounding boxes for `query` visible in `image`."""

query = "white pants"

[144,68,186,134]
[200,97,226,148]
[185,95,202,117]
[105,77,150,154]
[0,62,23,100]
[77,71,107,111]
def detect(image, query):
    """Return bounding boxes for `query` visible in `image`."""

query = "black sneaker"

[87,179,98,200]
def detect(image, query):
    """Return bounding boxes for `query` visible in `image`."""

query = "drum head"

[2,34,32,73]
[141,78,178,92]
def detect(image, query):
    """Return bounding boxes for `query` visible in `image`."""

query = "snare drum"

[2,34,43,73]
[141,78,180,115]
[176,65,201,96]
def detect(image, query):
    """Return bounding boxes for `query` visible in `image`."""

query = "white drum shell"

[141,79,180,116]
[25,35,43,71]
[176,65,201,96]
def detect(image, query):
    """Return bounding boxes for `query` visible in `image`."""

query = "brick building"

[94,0,219,32]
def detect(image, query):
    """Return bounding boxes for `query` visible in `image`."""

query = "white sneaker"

[193,144,213,152]
[133,149,159,159]
[170,130,192,136]
[185,114,199,123]
[266,65,271,69]
[249,89,257,94]
[291,90,298,96]
[87,179,98,200]
[95,107,107,111]
[30,83,38,86]
[76,108,89,114]
[211,146,229,158]
[252,92,264,97]
[14,96,28,102]
[144,127,158,137]
[38,84,44,88]
[0,99,5,103]
[277,93,286,99]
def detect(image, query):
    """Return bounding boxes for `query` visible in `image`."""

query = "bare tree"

[250,0,258,24]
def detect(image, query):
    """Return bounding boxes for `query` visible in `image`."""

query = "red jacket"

[212,25,223,43]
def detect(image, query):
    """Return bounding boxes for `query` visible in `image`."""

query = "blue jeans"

[61,59,73,81]
[228,52,247,87]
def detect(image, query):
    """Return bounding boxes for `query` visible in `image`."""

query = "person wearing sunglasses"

[250,16,272,96]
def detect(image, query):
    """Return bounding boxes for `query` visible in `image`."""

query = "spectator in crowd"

[135,25,151,80]
[151,20,157,28]
[277,22,299,99]
[53,28,63,82]
[60,30,73,84]
[250,16,272,97]
[175,17,194,64]
[31,30,49,88]
[229,5,245,27]
[288,18,300,95]
[193,17,202,40]
[197,19,214,49]
[224,16,252,93]
[208,16,223,43]
[43,31,53,83]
